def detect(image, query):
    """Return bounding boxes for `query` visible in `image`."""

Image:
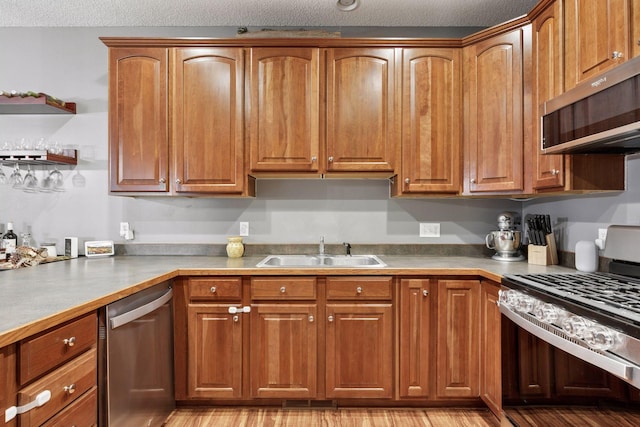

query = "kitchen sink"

[256,254,386,268]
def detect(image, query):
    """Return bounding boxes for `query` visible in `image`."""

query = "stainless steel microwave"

[542,55,640,154]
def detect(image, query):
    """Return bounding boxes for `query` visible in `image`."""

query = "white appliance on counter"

[98,281,175,426]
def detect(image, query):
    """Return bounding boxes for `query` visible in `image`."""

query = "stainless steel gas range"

[500,225,640,421]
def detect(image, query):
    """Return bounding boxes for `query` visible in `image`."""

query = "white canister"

[575,240,598,272]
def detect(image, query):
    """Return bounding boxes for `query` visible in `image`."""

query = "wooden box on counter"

[528,234,559,266]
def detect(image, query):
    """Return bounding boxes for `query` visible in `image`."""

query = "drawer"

[41,386,97,427]
[188,277,242,301]
[326,277,393,300]
[19,312,97,385]
[251,277,317,300]
[18,348,96,427]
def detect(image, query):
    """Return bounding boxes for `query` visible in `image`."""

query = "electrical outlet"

[419,223,440,238]
[239,222,249,237]
[119,222,129,237]
[598,228,608,241]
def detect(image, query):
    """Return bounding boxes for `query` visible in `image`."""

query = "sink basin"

[256,254,386,268]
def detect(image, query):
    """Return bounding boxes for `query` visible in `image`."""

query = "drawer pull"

[423,289,429,297]
[63,337,76,347]
[328,315,334,322]
[63,383,76,395]
[356,286,363,294]
[233,315,239,323]
[4,390,51,422]
[309,315,315,323]
[210,286,217,294]
[280,286,286,293]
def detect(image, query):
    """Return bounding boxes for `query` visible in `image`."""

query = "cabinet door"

[436,279,480,398]
[326,48,397,173]
[517,327,552,398]
[250,304,317,398]
[108,47,169,192]
[532,2,565,190]
[464,29,525,194]
[0,345,16,427]
[172,48,245,193]
[325,303,393,398]
[187,304,242,398]
[399,279,432,398]
[249,48,321,173]
[564,0,630,90]
[554,348,627,399]
[399,49,461,194]
[480,280,502,417]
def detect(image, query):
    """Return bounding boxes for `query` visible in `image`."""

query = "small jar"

[226,236,244,258]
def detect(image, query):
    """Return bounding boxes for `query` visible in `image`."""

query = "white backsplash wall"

[2,27,639,252]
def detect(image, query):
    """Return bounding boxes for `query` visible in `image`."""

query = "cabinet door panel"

[401,48,461,194]
[109,48,169,192]
[250,48,320,172]
[465,30,524,193]
[564,0,630,89]
[480,281,502,417]
[173,48,245,193]
[436,279,480,398]
[326,48,397,172]
[250,304,317,398]
[532,3,565,190]
[399,279,432,398]
[187,304,242,398]
[325,303,393,398]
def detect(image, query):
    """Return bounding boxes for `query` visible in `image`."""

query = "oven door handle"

[110,288,173,330]
[500,304,640,388]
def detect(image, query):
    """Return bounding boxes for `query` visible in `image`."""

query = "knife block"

[528,233,559,265]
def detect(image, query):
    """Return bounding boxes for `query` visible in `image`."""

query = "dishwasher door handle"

[110,288,173,330]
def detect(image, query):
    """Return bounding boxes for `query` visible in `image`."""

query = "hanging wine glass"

[49,166,65,192]
[39,168,53,193]
[9,165,23,188]
[23,165,38,193]
[0,166,8,185]
[72,169,86,187]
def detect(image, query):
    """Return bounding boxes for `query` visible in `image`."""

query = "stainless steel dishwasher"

[99,281,175,426]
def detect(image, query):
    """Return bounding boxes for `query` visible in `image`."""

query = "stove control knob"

[533,303,560,324]
[561,315,589,338]
[583,325,617,351]
[516,295,536,313]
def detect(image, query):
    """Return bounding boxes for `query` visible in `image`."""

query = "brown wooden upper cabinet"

[463,28,528,195]
[249,48,321,174]
[394,48,462,195]
[172,47,247,194]
[107,45,253,195]
[564,0,632,90]
[108,47,169,192]
[326,48,398,175]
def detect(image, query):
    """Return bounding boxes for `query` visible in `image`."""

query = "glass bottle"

[2,222,18,260]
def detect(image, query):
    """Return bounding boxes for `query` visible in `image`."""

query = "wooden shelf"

[0,93,76,114]
[0,150,77,166]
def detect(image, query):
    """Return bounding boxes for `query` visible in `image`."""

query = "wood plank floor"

[505,406,640,427]
[164,407,500,427]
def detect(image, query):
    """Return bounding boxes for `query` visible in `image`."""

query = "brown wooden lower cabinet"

[480,280,502,416]
[249,304,317,399]
[0,345,17,427]
[436,279,480,398]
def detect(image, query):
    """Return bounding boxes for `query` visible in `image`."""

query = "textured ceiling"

[1,0,538,28]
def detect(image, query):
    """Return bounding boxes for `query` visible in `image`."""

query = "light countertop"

[0,254,574,348]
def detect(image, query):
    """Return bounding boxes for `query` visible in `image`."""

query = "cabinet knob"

[356,286,363,294]
[423,289,429,297]
[159,178,166,184]
[63,384,76,395]
[210,286,217,294]
[404,178,410,184]
[328,156,334,163]
[233,315,239,323]
[551,169,559,176]
[470,178,476,184]
[311,156,317,162]
[175,178,182,185]
[612,51,624,59]
[308,315,314,323]
[63,337,76,347]
[280,286,286,293]
[328,315,334,322]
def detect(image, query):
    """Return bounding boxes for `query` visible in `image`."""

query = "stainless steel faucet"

[343,242,352,256]
[319,236,325,255]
